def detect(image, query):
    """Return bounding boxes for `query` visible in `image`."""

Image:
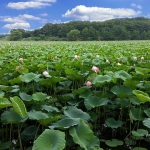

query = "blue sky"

[0,0,149,34]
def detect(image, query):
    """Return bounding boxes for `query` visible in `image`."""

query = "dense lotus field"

[0,41,150,150]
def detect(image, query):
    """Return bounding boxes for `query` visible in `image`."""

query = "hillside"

[2,17,150,41]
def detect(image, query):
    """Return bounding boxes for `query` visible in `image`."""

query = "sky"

[0,0,149,34]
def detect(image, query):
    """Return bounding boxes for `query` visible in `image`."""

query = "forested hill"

[3,17,150,41]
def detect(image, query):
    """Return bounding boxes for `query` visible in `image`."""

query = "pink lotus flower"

[92,66,99,73]
[16,66,19,69]
[43,71,49,76]
[86,81,92,86]
[19,58,23,63]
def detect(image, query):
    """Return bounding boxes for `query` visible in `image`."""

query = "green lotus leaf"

[65,68,83,80]
[59,80,72,87]
[0,85,10,91]
[9,88,20,93]
[41,105,59,112]
[144,109,150,117]
[132,136,144,140]
[19,92,32,101]
[143,118,150,129]
[37,64,46,68]
[20,72,40,83]
[39,78,53,86]
[38,115,61,126]
[1,108,25,124]
[0,98,12,109]
[125,138,136,146]
[21,125,37,141]
[133,90,150,103]
[0,91,5,98]
[133,147,147,150]
[87,73,97,82]
[54,62,63,71]
[111,85,133,98]
[87,136,101,149]
[10,96,27,118]
[105,71,117,83]
[92,59,100,65]
[84,96,109,110]
[0,141,12,150]
[79,89,92,99]
[144,136,150,142]
[123,79,139,89]
[92,75,112,85]
[105,118,123,128]
[135,67,150,75]
[72,86,89,95]
[69,119,100,150]
[58,93,74,101]
[32,92,48,101]
[130,96,141,105]
[130,108,145,121]
[105,139,123,147]
[49,118,79,129]
[50,76,66,83]
[9,77,22,85]
[32,129,66,150]
[114,70,132,81]
[64,106,90,121]
[132,129,148,137]
[28,110,49,120]
[67,99,82,106]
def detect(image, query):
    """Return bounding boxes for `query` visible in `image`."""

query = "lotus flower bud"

[86,81,92,86]
[92,66,99,73]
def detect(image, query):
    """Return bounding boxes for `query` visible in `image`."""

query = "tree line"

[3,17,150,41]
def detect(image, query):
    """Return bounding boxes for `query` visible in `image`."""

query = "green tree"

[9,29,22,41]
[67,29,80,41]
[88,26,99,40]
[58,25,67,38]
[82,27,89,40]
[131,30,140,40]
[111,25,129,40]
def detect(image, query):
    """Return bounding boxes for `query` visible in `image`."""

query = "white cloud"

[19,14,42,20]
[7,0,56,10]
[1,14,46,30]
[131,3,142,9]
[62,5,142,21]
[36,0,56,2]
[3,22,30,29]
[7,2,50,9]
[52,19,62,23]
[1,14,45,23]
[40,13,48,16]
[2,16,26,23]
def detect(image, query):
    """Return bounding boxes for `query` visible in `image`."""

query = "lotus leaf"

[84,96,109,110]
[64,106,90,121]
[105,139,123,147]
[105,118,123,128]
[32,129,66,150]
[69,119,100,150]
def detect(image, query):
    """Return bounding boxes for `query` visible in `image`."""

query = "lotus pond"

[0,41,150,150]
